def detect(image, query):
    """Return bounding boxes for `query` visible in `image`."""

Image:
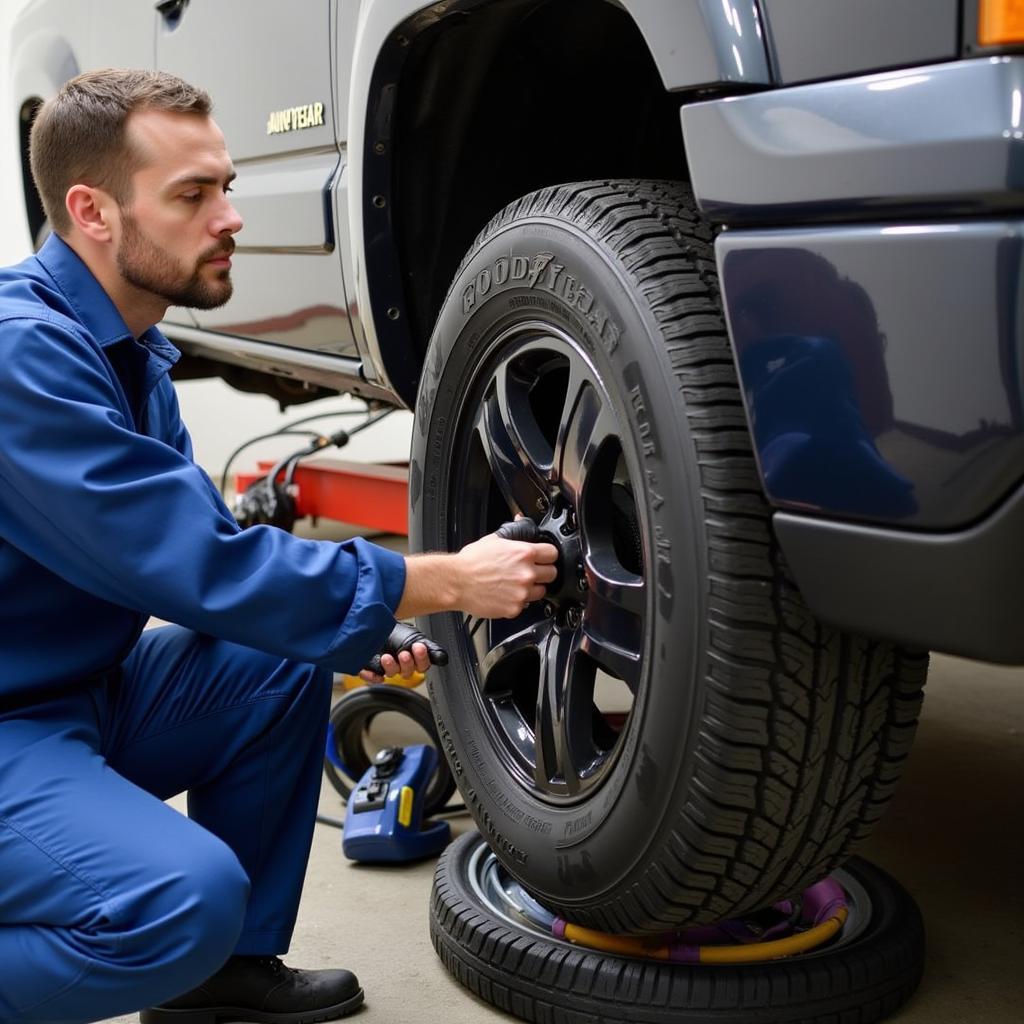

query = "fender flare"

[345,0,771,399]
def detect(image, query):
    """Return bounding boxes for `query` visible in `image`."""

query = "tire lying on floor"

[409,180,928,933]
[430,831,926,1024]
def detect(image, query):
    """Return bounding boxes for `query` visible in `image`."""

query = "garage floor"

[96,528,1023,1024]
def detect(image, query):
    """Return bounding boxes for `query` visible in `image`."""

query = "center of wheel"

[538,499,585,616]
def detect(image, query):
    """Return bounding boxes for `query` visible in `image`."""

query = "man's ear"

[65,185,116,243]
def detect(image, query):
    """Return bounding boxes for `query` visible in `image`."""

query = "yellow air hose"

[557,906,849,964]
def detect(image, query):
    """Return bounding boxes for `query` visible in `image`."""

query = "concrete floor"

[98,531,1024,1024]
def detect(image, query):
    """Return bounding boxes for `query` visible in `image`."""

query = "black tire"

[430,830,925,1024]
[323,686,457,814]
[409,180,928,933]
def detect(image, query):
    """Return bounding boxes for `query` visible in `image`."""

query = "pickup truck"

[10,1,1022,1013]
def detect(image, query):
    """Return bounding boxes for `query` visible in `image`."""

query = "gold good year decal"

[266,102,325,135]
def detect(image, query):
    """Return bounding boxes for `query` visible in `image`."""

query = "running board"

[162,323,399,404]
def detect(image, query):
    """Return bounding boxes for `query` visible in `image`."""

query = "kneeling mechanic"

[0,69,559,1024]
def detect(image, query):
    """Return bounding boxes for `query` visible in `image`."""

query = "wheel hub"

[537,498,586,626]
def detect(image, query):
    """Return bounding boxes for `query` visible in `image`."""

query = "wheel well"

[19,99,46,246]
[373,0,687,401]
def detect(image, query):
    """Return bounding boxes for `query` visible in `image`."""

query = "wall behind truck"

[0,1,412,482]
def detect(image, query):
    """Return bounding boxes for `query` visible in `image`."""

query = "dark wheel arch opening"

[18,98,46,247]
[365,0,688,404]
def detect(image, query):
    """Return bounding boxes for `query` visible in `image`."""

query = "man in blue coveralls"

[0,69,559,1024]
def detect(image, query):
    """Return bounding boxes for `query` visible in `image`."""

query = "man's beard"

[117,211,234,310]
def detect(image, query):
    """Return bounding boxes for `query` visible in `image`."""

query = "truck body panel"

[10,0,1024,661]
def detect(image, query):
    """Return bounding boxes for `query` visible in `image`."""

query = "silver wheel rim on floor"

[466,838,876,961]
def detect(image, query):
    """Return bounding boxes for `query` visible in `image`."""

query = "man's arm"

[362,531,559,680]
[0,319,404,674]
[396,532,559,620]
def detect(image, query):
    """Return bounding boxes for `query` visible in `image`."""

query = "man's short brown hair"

[29,68,212,236]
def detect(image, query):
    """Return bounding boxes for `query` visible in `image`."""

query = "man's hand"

[451,530,559,618]
[396,521,559,619]
[360,622,448,682]
[359,641,432,683]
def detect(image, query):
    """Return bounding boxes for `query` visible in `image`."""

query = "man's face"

[115,109,242,310]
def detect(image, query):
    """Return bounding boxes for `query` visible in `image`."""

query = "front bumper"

[682,58,1024,662]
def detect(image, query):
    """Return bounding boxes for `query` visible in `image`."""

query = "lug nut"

[542,602,554,618]
[535,496,549,513]
[577,575,588,592]
[565,606,582,628]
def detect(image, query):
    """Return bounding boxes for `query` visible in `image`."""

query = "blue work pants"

[0,625,332,1023]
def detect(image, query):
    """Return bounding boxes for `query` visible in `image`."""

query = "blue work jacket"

[0,235,407,698]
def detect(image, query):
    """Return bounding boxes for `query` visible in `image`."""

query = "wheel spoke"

[585,552,646,617]
[475,368,549,516]
[579,624,642,691]
[581,553,645,690]
[555,373,617,503]
[478,620,551,692]
[533,627,592,794]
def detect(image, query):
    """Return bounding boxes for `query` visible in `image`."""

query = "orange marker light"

[979,1,1024,46]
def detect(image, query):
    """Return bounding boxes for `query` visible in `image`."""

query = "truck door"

[156,0,356,357]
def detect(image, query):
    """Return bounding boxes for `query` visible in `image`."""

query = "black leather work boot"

[139,955,364,1023]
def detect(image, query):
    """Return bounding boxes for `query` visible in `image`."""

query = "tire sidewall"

[411,212,711,904]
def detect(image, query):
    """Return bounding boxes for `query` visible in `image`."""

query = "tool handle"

[365,622,448,676]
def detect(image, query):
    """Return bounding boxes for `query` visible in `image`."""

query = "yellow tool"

[338,670,426,690]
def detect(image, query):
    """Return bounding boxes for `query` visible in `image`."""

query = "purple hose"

[548,876,848,963]
[802,877,848,925]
